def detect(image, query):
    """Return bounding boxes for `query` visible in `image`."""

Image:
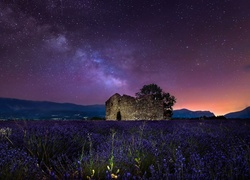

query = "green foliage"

[136,83,176,119]
[136,84,163,100]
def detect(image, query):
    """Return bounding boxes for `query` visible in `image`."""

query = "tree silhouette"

[136,83,176,119]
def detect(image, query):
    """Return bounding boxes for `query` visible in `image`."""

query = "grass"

[0,119,249,179]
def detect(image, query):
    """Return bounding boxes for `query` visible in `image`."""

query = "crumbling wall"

[119,95,136,120]
[105,93,121,120]
[105,93,164,120]
[134,95,164,120]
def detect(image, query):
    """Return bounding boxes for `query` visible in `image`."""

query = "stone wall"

[105,93,122,120]
[105,93,164,120]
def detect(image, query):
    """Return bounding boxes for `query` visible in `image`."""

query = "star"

[0,0,249,115]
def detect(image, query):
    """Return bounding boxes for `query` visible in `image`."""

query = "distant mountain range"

[0,97,249,120]
[172,109,215,119]
[0,98,105,120]
[225,107,250,119]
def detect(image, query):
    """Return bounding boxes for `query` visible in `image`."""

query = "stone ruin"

[105,93,164,120]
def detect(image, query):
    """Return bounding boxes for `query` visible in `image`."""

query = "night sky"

[0,0,250,115]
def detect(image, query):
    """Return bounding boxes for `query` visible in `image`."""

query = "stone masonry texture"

[105,93,164,120]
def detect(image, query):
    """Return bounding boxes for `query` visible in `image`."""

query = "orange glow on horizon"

[173,85,250,116]
[174,99,249,116]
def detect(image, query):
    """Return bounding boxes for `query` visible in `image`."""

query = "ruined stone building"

[105,93,164,120]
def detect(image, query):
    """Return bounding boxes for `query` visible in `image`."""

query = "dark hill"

[225,107,250,119]
[173,108,215,119]
[0,97,105,120]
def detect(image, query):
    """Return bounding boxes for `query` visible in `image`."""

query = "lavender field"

[0,119,249,179]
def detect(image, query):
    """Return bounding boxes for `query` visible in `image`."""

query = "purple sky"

[0,0,250,115]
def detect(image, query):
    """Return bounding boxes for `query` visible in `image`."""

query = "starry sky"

[0,0,250,115]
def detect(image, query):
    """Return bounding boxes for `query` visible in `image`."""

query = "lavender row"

[0,119,249,179]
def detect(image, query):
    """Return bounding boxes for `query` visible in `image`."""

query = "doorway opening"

[116,111,121,121]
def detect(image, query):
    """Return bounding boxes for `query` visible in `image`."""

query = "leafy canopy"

[136,83,176,118]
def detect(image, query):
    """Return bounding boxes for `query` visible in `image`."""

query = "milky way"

[0,0,250,115]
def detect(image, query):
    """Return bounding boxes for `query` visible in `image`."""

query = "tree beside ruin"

[136,84,176,119]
